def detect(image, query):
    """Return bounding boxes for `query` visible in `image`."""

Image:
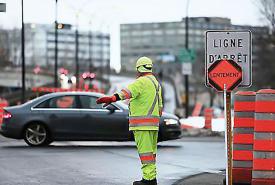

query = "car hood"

[161,112,179,120]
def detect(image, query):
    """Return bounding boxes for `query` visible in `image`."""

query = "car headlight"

[164,119,179,125]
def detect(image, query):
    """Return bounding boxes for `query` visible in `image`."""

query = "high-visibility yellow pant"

[133,130,158,180]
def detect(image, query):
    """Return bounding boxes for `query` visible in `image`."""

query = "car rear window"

[79,95,103,109]
[35,96,78,109]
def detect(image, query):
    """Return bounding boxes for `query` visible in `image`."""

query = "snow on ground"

[180,116,231,132]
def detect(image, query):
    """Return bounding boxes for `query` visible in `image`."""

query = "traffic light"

[0,3,6,12]
[56,23,72,30]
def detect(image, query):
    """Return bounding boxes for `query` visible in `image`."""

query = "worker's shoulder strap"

[145,75,161,116]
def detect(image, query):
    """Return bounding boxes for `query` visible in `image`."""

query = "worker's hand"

[96,95,117,107]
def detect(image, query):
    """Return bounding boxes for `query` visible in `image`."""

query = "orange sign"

[208,59,242,92]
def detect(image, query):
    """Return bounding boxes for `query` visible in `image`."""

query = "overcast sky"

[0,0,266,70]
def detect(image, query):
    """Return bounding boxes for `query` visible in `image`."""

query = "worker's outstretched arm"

[96,94,120,107]
[96,79,142,106]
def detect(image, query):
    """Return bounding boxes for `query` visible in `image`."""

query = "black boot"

[133,178,157,185]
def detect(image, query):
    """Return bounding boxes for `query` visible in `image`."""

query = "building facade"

[120,17,268,74]
[7,23,110,72]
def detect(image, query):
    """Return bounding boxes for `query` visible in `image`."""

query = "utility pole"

[88,28,92,73]
[21,0,25,103]
[184,0,190,118]
[100,34,104,89]
[75,14,79,88]
[88,28,93,88]
[107,35,111,82]
[54,0,58,87]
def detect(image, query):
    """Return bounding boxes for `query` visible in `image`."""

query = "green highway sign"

[178,48,196,63]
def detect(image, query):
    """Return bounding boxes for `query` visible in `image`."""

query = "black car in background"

[0,92,182,146]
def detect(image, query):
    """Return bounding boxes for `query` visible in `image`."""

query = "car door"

[78,95,129,140]
[38,95,83,139]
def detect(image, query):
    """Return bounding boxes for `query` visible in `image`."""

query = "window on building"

[166,29,176,35]
[131,31,140,36]
[142,30,152,35]
[179,22,185,28]
[121,31,129,37]
[153,30,163,35]
[177,29,185,35]
[121,25,129,30]
[166,22,175,28]
[132,37,141,44]
[153,23,160,28]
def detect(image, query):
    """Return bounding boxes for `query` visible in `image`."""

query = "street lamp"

[272,13,275,36]
[75,12,80,88]
[54,0,58,88]
[21,0,26,103]
[184,0,190,118]
[62,1,93,88]
[88,20,93,73]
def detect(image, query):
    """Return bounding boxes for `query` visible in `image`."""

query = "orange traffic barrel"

[252,89,275,185]
[204,108,213,129]
[233,91,256,184]
[192,103,203,117]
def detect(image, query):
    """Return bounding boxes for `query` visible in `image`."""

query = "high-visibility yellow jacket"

[117,74,163,131]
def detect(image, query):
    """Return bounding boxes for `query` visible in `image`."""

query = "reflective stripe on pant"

[133,130,158,180]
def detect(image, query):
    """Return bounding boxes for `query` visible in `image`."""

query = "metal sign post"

[224,84,233,185]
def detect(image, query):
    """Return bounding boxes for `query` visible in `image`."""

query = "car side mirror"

[105,104,116,113]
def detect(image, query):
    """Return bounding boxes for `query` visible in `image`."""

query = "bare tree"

[0,29,11,67]
[256,0,275,35]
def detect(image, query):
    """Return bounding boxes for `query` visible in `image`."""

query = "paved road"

[0,136,225,185]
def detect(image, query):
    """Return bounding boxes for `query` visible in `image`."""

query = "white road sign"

[182,63,192,75]
[205,30,252,87]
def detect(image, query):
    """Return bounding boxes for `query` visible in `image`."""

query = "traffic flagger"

[96,56,163,185]
[252,89,275,185]
[233,91,256,184]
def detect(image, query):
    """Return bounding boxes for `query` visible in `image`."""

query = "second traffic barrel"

[233,91,256,184]
[252,89,275,185]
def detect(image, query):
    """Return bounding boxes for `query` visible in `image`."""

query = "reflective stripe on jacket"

[117,74,163,131]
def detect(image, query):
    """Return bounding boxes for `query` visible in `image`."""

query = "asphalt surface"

[175,172,225,185]
[0,136,225,185]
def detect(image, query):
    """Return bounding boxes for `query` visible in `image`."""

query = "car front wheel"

[23,123,52,146]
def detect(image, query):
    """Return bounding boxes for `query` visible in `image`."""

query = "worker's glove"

[96,95,117,107]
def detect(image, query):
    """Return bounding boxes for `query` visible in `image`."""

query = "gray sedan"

[0,92,182,146]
